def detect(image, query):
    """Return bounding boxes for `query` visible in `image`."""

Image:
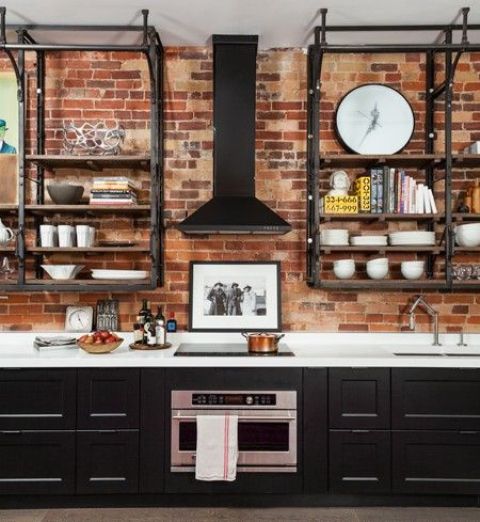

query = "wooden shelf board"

[452,154,480,168]
[0,205,18,213]
[29,247,150,254]
[320,213,442,222]
[0,247,16,252]
[319,246,443,253]
[451,280,480,288]
[25,204,150,214]
[318,153,443,169]
[453,247,480,253]
[25,278,151,286]
[452,213,480,222]
[26,154,151,171]
[316,279,446,290]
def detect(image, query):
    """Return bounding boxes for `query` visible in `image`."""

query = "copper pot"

[241,332,285,353]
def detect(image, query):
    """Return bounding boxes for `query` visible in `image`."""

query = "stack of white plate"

[91,269,149,280]
[389,231,436,246]
[320,229,349,246]
[350,235,388,246]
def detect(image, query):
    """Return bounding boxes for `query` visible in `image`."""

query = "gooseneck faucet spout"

[407,295,441,347]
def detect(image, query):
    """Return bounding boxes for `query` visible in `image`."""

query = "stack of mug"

[39,224,95,248]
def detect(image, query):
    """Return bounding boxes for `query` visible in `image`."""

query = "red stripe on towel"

[224,416,229,480]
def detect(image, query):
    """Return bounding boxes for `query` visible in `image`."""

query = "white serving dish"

[42,264,84,280]
[91,269,149,280]
[350,235,388,246]
[401,261,425,280]
[455,223,480,247]
[389,231,436,246]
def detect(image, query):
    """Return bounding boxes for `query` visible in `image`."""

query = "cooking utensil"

[241,332,285,353]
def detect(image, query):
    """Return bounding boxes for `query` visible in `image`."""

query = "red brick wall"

[0,48,479,333]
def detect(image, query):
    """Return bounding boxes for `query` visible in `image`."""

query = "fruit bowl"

[77,331,123,354]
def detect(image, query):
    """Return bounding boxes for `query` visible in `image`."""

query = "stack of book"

[90,177,138,206]
[354,167,438,214]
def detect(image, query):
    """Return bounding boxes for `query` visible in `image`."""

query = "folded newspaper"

[34,336,78,349]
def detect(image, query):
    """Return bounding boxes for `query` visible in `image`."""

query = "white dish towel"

[195,414,239,482]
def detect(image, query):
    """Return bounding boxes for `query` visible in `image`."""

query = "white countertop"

[1,331,480,368]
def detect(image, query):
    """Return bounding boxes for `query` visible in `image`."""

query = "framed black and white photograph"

[189,261,281,332]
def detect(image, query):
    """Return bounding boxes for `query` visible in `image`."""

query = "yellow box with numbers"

[354,175,371,213]
[322,195,358,214]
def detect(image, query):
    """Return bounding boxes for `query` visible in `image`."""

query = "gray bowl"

[47,184,84,205]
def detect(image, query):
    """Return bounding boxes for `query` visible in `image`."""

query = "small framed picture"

[189,261,281,332]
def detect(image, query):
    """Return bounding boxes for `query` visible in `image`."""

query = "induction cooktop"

[174,343,295,357]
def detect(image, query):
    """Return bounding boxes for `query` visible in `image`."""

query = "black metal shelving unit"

[306,7,480,290]
[0,7,164,292]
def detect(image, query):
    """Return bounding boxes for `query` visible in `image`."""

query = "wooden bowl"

[77,339,123,354]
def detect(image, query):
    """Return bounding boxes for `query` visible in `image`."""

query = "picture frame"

[0,71,20,205]
[189,261,281,332]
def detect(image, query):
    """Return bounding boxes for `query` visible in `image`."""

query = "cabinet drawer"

[393,431,480,495]
[78,369,140,429]
[0,431,75,494]
[329,430,391,493]
[329,368,390,429]
[76,430,139,494]
[0,369,76,430]
[392,368,480,430]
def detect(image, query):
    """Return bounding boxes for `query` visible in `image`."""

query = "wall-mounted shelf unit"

[306,7,480,291]
[0,8,164,292]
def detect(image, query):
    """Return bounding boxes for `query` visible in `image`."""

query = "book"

[428,188,438,214]
[354,175,371,213]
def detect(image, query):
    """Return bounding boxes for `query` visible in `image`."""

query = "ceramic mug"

[0,219,14,246]
[76,225,93,247]
[58,225,75,248]
[40,224,57,247]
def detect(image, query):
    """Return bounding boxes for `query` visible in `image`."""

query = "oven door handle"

[172,414,295,421]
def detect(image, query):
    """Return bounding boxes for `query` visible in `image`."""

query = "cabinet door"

[303,368,327,493]
[139,369,165,493]
[0,431,75,494]
[0,369,76,430]
[393,431,480,495]
[392,368,480,430]
[329,430,391,494]
[76,430,139,494]
[78,369,140,430]
[329,368,390,429]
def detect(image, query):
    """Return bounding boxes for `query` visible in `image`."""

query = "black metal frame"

[0,7,164,292]
[306,7,479,290]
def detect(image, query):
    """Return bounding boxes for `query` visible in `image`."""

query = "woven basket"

[78,339,123,354]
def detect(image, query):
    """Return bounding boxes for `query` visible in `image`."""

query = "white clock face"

[335,84,415,155]
[65,306,93,332]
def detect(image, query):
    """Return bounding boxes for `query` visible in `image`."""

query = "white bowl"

[401,261,425,280]
[333,260,355,279]
[366,259,389,280]
[455,223,480,247]
[367,257,389,265]
[41,264,84,280]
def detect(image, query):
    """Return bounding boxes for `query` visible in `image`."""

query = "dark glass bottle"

[166,312,177,333]
[138,299,151,325]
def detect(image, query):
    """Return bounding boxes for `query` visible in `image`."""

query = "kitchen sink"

[393,352,444,356]
[392,348,480,357]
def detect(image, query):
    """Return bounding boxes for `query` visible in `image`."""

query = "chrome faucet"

[407,295,441,346]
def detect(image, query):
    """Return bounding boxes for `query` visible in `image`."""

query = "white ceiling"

[3,0,480,49]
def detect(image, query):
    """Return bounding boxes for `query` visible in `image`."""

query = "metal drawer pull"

[173,414,294,421]
[342,477,379,482]
[0,478,62,483]
[0,413,62,418]
[406,477,480,483]
[89,477,126,482]
[1,430,21,434]
[90,413,127,417]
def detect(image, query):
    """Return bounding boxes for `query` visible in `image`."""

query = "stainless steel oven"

[171,390,297,473]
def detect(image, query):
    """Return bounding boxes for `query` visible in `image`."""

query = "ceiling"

[3,0,480,49]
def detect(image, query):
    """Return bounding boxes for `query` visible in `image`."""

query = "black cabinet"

[393,430,480,495]
[0,431,75,494]
[303,368,327,493]
[329,368,390,429]
[139,369,165,493]
[392,369,480,430]
[329,430,391,493]
[78,369,140,430]
[0,369,76,430]
[76,430,139,494]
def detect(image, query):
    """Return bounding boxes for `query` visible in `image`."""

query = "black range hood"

[178,35,291,235]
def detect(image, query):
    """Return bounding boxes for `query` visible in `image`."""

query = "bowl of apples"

[77,331,123,354]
